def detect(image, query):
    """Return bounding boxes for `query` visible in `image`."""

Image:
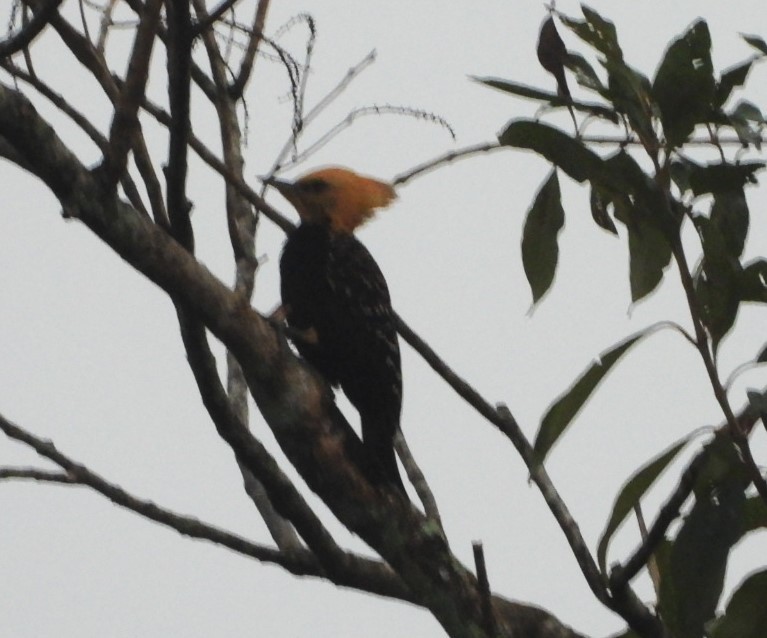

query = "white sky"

[2,1,766,636]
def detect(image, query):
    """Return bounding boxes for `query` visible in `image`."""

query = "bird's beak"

[261,176,295,196]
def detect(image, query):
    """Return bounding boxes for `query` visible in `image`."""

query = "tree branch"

[395,313,665,634]
[102,0,162,186]
[0,81,586,638]
[0,59,149,217]
[228,0,269,98]
[0,0,63,57]
[0,412,411,601]
[393,142,503,186]
[0,466,74,483]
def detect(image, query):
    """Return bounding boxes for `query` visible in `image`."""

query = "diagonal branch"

[102,0,162,186]
[396,314,665,635]
[0,413,411,601]
[0,82,592,638]
[0,466,74,483]
[165,0,194,247]
[192,0,240,36]
[34,0,167,223]
[0,0,63,57]
[228,0,269,98]
[192,0,300,551]
[0,59,149,217]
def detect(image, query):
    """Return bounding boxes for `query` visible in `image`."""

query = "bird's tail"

[361,413,406,495]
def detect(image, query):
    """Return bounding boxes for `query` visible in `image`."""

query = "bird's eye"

[301,179,329,194]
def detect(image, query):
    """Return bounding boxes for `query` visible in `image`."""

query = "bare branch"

[165,0,193,247]
[193,0,239,35]
[33,0,168,223]
[191,0,309,555]
[0,0,63,57]
[0,59,149,217]
[670,233,767,503]
[393,142,502,186]
[394,430,442,528]
[284,105,455,172]
[95,0,119,55]
[610,449,706,588]
[611,396,765,589]
[473,542,496,637]
[265,49,376,178]
[0,466,74,483]
[395,312,664,633]
[0,83,592,637]
[102,0,162,186]
[228,0,269,98]
[0,413,410,601]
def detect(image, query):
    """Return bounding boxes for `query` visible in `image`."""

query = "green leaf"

[560,6,623,62]
[738,259,767,303]
[716,60,753,107]
[709,190,750,259]
[708,570,767,638]
[729,115,763,150]
[605,59,657,149]
[693,191,750,350]
[738,494,767,539]
[694,242,742,352]
[589,186,618,235]
[597,434,700,574]
[521,171,565,305]
[727,103,766,149]
[474,77,619,122]
[563,51,605,92]
[659,438,747,638]
[741,33,767,56]
[533,330,650,464]
[498,120,605,183]
[500,123,675,303]
[652,20,716,147]
[615,201,673,303]
[685,161,764,197]
[731,100,765,123]
[746,390,767,437]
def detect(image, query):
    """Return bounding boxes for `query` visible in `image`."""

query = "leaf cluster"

[480,6,767,636]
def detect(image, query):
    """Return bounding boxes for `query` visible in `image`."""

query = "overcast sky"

[2,1,766,637]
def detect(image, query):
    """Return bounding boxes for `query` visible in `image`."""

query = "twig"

[138,93,293,232]
[40,0,167,223]
[0,413,411,601]
[192,0,240,36]
[192,0,307,554]
[393,142,502,186]
[95,0,118,55]
[395,314,611,601]
[165,0,194,248]
[102,0,162,186]
[473,541,496,636]
[610,448,707,588]
[0,467,74,483]
[77,0,90,45]
[0,59,149,217]
[266,49,376,177]
[394,430,442,528]
[0,0,64,57]
[633,503,660,595]
[670,234,767,503]
[283,104,455,173]
[228,0,270,98]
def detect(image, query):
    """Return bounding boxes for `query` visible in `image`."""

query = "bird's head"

[265,167,397,233]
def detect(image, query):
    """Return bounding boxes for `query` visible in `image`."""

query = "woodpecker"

[267,168,405,493]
